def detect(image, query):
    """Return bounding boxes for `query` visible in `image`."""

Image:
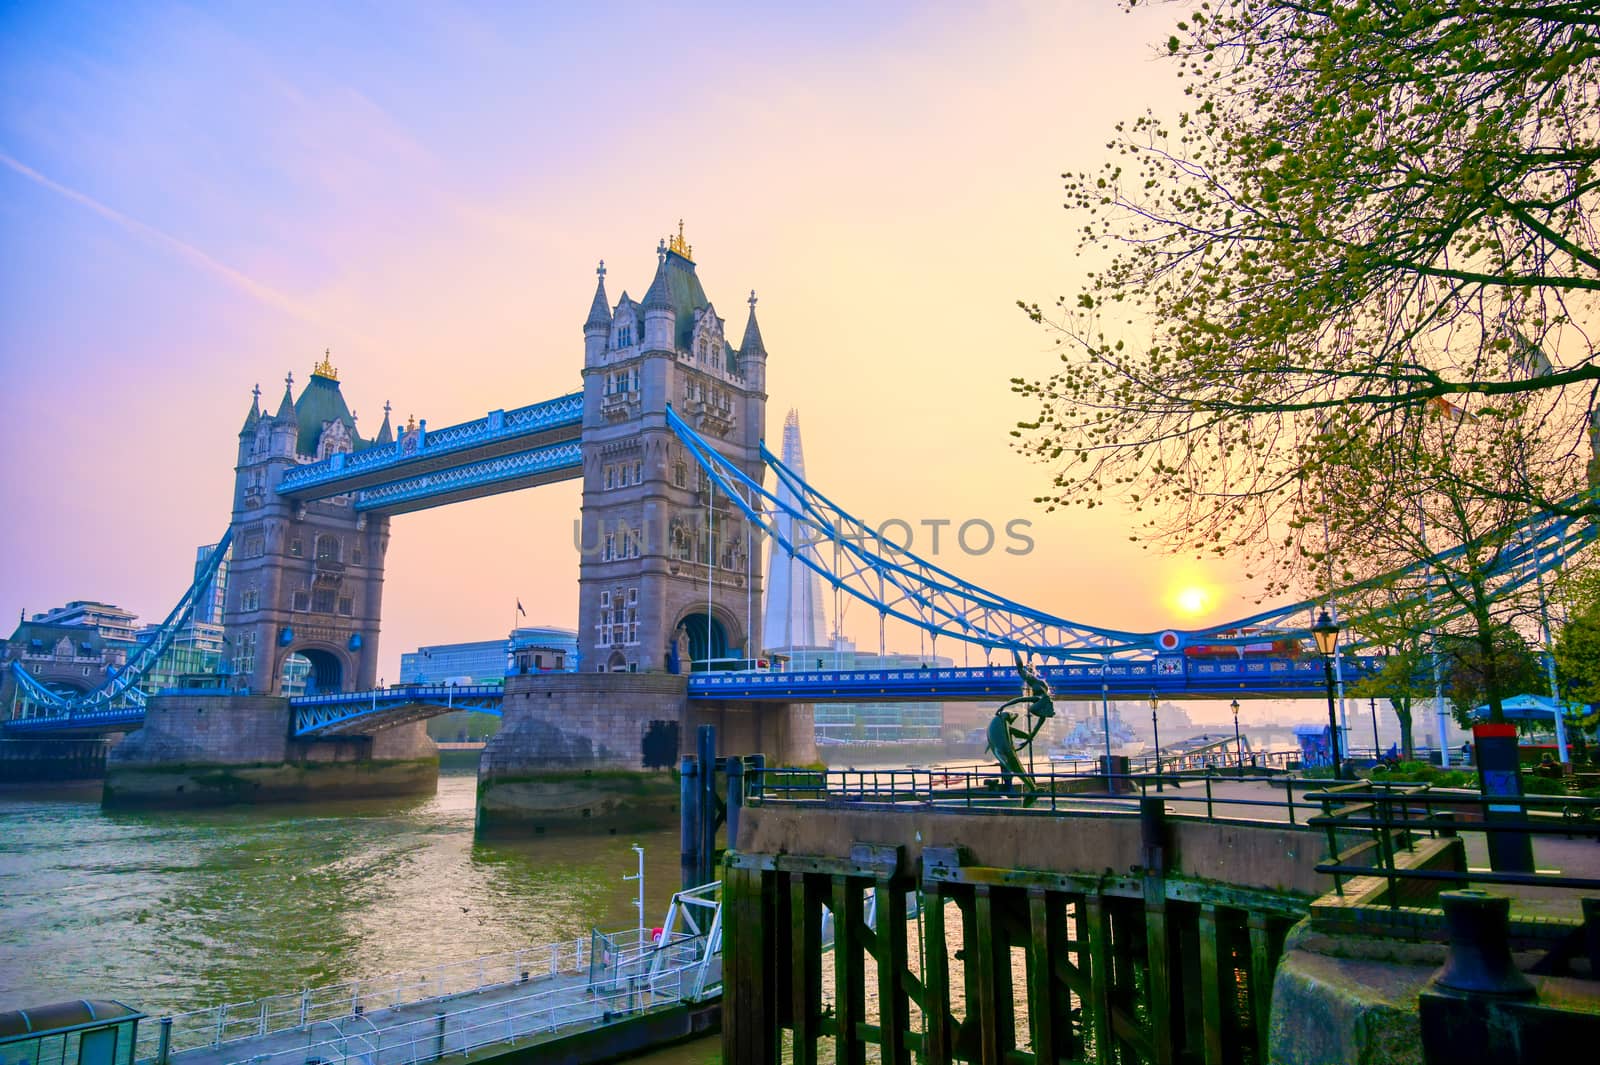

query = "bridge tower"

[224,356,392,695]
[576,227,769,673]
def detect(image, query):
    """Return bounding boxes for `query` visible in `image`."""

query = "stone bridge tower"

[224,356,393,695]
[576,227,769,673]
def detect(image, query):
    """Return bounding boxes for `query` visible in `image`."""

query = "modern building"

[398,626,579,687]
[762,409,827,658]
[192,542,230,625]
[810,637,951,743]
[29,601,141,644]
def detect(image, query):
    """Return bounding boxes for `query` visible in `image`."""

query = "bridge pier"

[476,675,816,836]
[103,693,437,807]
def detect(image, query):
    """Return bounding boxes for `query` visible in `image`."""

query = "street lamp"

[1149,692,1163,792]
[1230,699,1243,771]
[1312,609,1343,779]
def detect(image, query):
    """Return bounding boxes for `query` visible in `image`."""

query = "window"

[603,533,616,561]
[337,596,353,617]
[627,587,639,605]
[599,591,612,609]
[353,547,363,565]
[241,589,260,612]
[634,461,642,483]
[313,588,336,614]
[315,535,340,562]
[604,466,614,490]
[234,631,257,676]
[289,539,303,558]
[673,461,688,488]
[292,590,310,612]
[245,535,265,559]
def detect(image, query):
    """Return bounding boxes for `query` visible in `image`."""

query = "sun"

[1175,586,1211,616]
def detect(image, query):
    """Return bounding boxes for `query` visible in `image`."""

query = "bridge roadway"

[2,655,1380,738]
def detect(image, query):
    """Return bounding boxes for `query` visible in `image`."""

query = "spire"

[585,260,611,330]
[643,254,672,310]
[740,289,766,356]
[275,372,298,423]
[375,401,394,445]
[239,384,262,436]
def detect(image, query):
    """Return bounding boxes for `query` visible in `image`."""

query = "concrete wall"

[104,692,437,806]
[736,804,1328,894]
[687,700,816,766]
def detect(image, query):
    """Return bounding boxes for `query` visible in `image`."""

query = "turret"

[642,240,675,352]
[374,401,394,446]
[271,373,299,457]
[739,290,768,393]
[583,261,612,367]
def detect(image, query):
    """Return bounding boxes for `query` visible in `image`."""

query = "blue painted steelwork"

[1,705,148,734]
[276,392,582,501]
[687,655,1381,702]
[290,684,504,736]
[352,440,581,513]
[664,406,1596,661]
[7,529,234,724]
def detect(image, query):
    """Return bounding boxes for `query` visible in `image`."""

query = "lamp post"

[1230,699,1243,771]
[1312,610,1343,779]
[1369,695,1381,763]
[1149,692,1163,792]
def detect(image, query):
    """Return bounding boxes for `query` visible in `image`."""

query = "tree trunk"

[1392,696,1415,761]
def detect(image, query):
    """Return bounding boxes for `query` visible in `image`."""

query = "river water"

[0,766,715,1062]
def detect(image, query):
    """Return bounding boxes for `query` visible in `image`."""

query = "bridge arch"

[673,605,743,669]
[276,645,349,696]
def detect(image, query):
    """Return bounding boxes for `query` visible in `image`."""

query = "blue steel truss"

[689,655,1382,702]
[290,685,504,736]
[353,440,581,512]
[8,529,234,718]
[276,391,583,501]
[664,406,1596,662]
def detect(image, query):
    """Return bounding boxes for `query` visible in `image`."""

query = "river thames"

[0,766,716,1062]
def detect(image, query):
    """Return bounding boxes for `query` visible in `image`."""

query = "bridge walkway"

[138,883,724,1065]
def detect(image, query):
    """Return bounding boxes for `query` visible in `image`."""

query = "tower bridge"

[5,228,1595,819]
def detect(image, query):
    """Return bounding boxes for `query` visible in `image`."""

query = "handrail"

[743,764,1319,828]
[1305,785,1600,901]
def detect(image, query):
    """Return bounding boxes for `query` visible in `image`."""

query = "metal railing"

[134,936,606,1063]
[133,880,726,1065]
[744,764,1315,827]
[1305,784,1600,901]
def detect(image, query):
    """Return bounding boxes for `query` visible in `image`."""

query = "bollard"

[726,758,745,851]
[1433,890,1534,998]
[1435,810,1457,839]
[1140,795,1168,874]
[156,1018,172,1065]
[679,754,700,893]
[1584,898,1600,977]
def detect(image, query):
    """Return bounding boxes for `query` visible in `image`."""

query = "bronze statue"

[985,651,1055,801]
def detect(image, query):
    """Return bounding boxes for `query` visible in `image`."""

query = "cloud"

[0,148,374,347]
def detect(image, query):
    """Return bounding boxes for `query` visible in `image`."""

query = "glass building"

[399,626,580,686]
[809,638,952,743]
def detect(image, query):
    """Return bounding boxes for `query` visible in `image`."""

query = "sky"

[0,0,1287,687]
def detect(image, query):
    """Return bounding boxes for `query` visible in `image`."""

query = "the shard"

[762,409,828,657]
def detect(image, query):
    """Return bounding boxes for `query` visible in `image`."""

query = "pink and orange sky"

[0,1,1268,682]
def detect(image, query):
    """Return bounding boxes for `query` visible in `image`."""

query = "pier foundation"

[103,693,437,807]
